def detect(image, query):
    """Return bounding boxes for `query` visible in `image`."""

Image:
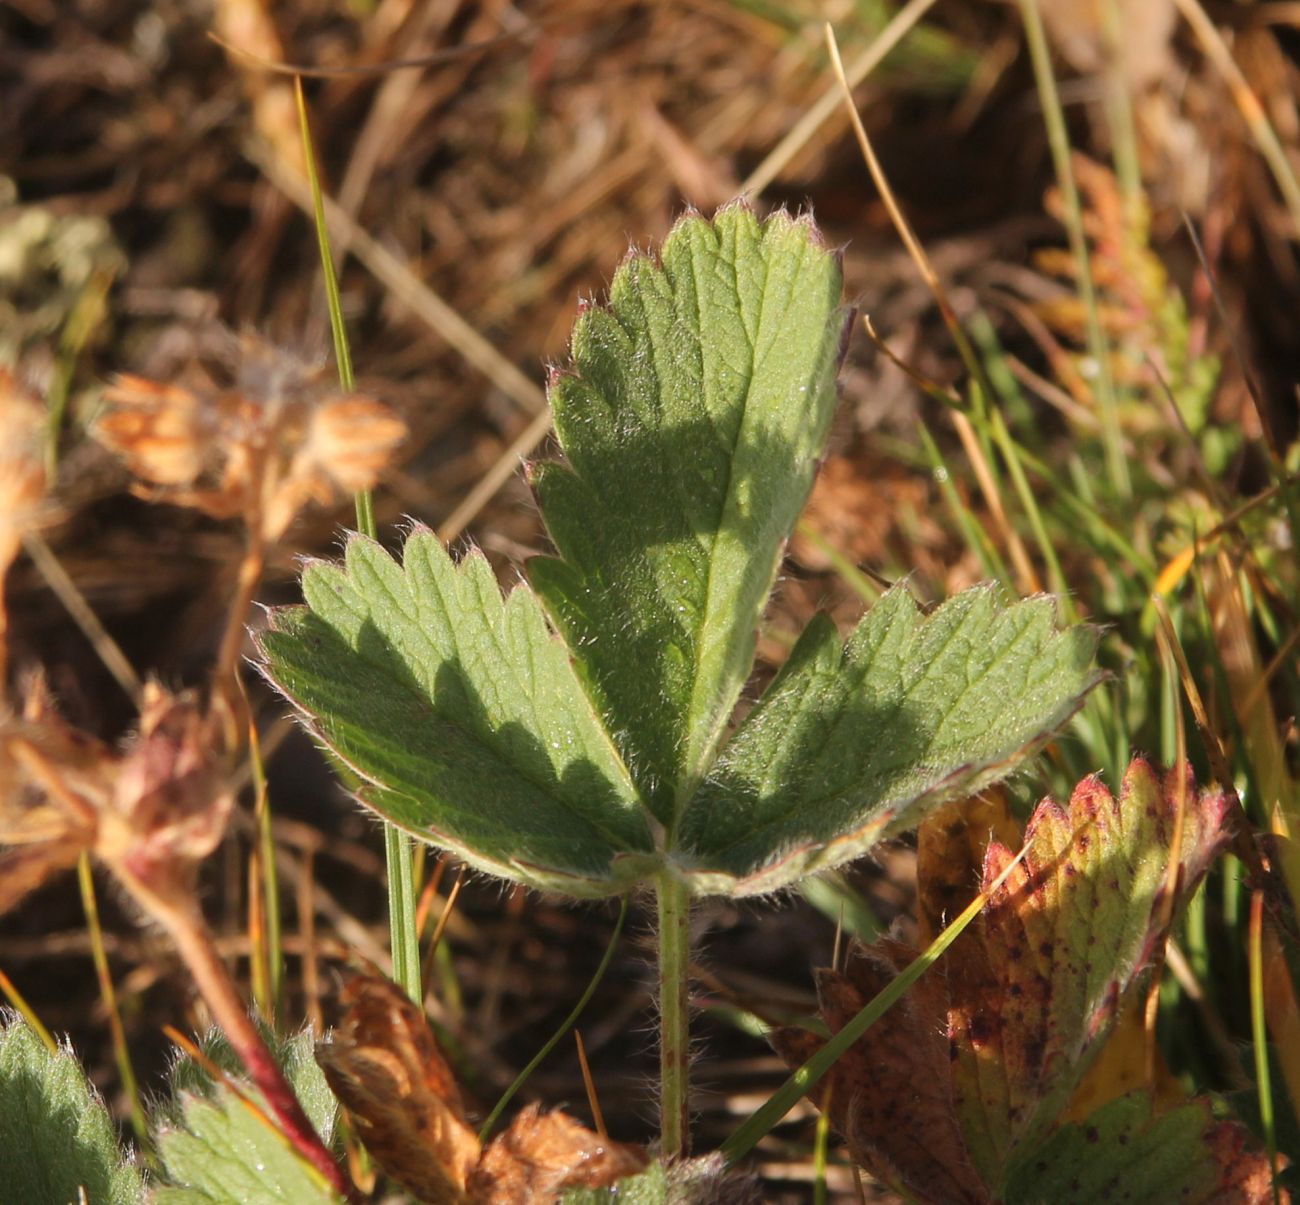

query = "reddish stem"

[129,875,358,1202]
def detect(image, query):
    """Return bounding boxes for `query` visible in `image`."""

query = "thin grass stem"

[21,532,141,708]
[77,853,148,1144]
[248,719,283,1022]
[1017,0,1130,499]
[741,0,941,197]
[1248,890,1281,1204]
[1175,0,1300,236]
[0,965,56,1052]
[479,896,629,1142]
[295,77,423,1005]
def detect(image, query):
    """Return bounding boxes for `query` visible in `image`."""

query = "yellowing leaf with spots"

[774,759,1281,1203]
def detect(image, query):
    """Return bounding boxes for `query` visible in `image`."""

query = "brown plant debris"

[94,333,406,544]
[316,972,649,1204]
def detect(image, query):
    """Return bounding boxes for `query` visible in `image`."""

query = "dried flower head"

[0,679,232,917]
[95,333,406,544]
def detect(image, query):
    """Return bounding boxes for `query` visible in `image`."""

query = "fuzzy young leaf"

[529,204,847,824]
[258,531,653,896]
[153,1026,341,1205]
[0,1012,142,1205]
[256,207,1099,904]
[163,1026,337,1148]
[681,584,1100,894]
[774,760,1249,1202]
[154,1091,341,1205]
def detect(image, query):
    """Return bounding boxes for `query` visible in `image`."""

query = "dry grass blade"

[825,27,1040,595]
[1174,0,1300,236]
[250,141,545,418]
[741,0,941,197]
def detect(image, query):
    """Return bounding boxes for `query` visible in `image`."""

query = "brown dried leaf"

[315,974,480,1205]
[915,787,1021,947]
[468,1103,649,1204]
[315,973,649,1203]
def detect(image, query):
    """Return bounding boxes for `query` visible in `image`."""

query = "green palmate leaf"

[529,204,847,825]
[1003,1093,1277,1205]
[258,531,654,896]
[681,584,1101,894]
[0,1012,142,1205]
[257,206,1100,905]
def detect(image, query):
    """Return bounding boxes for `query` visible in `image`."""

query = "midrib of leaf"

[673,222,817,822]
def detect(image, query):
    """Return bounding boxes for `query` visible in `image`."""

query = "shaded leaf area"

[681,585,1101,895]
[0,1012,142,1205]
[1003,1092,1281,1205]
[316,974,649,1204]
[258,531,654,896]
[153,1027,340,1205]
[773,760,1277,1203]
[529,204,847,824]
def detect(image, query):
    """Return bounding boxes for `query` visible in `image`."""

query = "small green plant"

[257,203,1101,1155]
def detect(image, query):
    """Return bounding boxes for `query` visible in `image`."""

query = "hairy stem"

[657,872,692,1159]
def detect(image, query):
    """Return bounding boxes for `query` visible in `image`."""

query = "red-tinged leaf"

[775,758,1243,1203]
[315,975,480,1204]
[467,1103,649,1203]
[770,940,987,1204]
[950,758,1232,1176]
